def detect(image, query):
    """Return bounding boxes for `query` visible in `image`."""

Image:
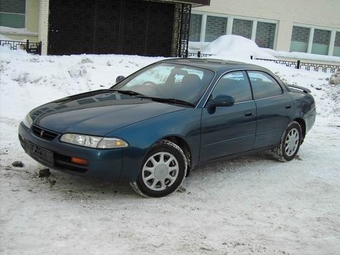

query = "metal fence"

[251,56,340,74]
[188,52,214,58]
[0,40,42,55]
[188,51,340,73]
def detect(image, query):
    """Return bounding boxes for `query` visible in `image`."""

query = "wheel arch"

[162,136,193,176]
[293,118,306,140]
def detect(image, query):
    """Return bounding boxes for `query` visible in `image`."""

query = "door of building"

[48,0,175,56]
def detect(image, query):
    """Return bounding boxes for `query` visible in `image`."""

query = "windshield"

[112,63,215,105]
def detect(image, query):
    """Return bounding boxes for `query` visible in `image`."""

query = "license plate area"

[27,142,54,166]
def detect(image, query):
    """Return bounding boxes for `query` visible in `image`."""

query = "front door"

[200,71,256,162]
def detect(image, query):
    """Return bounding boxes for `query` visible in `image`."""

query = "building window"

[189,13,278,50]
[255,22,276,49]
[232,19,253,39]
[205,16,228,42]
[290,26,310,53]
[290,25,339,56]
[0,0,25,28]
[334,32,340,57]
[189,14,202,42]
[312,29,331,55]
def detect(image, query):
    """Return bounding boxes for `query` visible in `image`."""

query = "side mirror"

[116,75,125,83]
[212,95,235,107]
[207,95,235,114]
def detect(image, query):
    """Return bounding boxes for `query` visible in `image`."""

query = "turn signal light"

[71,157,88,166]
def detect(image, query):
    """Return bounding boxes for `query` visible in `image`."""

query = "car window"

[115,63,214,105]
[248,71,283,99]
[212,71,252,103]
[125,65,173,87]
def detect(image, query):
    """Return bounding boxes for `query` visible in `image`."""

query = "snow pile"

[199,35,276,60]
[0,48,163,120]
[1,45,340,255]
[191,35,340,64]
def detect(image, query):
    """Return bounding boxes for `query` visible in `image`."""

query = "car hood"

[31,90,186,135]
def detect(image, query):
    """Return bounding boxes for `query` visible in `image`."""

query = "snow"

[263,49,340,64]
[189,35,340,64]
[198,35,277,60]
[1,36,340,255]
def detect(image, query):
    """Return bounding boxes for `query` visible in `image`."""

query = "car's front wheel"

[273,121,302,162]
[130,140,187,198]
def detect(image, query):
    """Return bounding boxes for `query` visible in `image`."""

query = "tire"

[130,140,188,198]
[273,121,302,162]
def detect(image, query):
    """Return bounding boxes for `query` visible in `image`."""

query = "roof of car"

[161,58,269,73]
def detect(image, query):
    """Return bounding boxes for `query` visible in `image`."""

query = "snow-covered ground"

[1,36,340,255]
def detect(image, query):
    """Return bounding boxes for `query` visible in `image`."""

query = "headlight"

[22,114,33,128]
[60,134,129,149]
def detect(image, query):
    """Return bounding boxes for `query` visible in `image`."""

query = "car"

[18,58,316,197]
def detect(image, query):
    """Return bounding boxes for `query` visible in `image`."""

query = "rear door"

[200,71,256,162]
[247,71,294,149]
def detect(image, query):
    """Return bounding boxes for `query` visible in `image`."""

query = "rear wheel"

[273,121,302,162]
[130,140,187,198]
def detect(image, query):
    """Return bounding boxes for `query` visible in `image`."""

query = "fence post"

[38,41,42,55]
[26,40,29,53]
[297,60,301,69]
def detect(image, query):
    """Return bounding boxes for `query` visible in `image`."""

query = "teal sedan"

[18,58,316,197]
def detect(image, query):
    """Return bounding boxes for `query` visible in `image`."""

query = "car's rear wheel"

[273,121,302,162]
[130,140,187,198]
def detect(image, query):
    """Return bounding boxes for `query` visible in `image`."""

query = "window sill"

[0,26,38,37]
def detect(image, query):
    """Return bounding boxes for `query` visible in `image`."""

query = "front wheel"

[130,140,187,198]
[273,121,302,162]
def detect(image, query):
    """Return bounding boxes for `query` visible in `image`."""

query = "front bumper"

[18,122,124,181]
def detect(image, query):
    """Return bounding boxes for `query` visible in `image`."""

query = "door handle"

[244,111,253,116]
[285,105,292,109]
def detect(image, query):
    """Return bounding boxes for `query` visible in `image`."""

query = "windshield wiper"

[110,89,145,96]
[110,90,194,107]
[139,96,195,107]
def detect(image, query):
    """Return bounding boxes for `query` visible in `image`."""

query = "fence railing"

[251,56,340,74]
[188,52,214,58]
[0,40,42,55]
[188,51,340,73]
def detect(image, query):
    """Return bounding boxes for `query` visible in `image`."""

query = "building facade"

[1,0,339,57]
[0,0,209,56]
[190,0,340,56]
[0,0,40,41]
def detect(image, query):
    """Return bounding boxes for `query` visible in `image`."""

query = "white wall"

[38,0,49,55]
[194,0,340,51]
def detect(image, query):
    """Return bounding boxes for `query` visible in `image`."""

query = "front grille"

[32,125,58,141]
